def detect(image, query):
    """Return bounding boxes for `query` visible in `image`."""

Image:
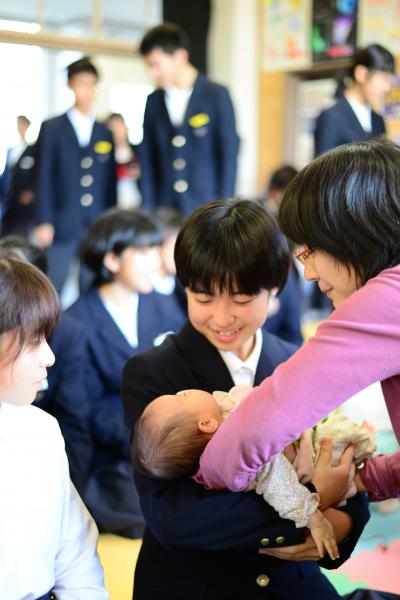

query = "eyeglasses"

[293,245,314,265]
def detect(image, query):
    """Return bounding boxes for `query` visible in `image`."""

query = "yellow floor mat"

[98,534,142,599]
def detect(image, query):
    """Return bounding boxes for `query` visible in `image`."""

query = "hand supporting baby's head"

[132,389,222,480]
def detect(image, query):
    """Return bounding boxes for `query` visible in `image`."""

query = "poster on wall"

[312,0,358,62]
[358,0,400,53]
[262,0,312,71]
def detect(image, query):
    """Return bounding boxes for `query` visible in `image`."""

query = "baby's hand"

[307,510,339,560]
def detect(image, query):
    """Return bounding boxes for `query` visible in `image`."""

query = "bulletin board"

[262,0,312,71]
[358,0,400,53]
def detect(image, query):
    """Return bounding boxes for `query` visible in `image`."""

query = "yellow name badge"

[94,140,112,154]
[189,113,210,128]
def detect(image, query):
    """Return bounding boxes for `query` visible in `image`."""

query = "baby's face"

[146,389,222,428]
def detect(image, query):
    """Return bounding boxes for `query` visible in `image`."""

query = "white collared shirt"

[164,86,193,127]
[218,329,263,386]
[346,96,372,132]
[0,402,108,599]
[67,107,95,147]
[102,293,139,348]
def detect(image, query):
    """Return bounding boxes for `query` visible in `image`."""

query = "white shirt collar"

[67,107,95,147]
[218,329,263,387]
[345,96,372,132]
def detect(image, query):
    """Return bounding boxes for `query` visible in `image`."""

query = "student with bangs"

[122,199,369,600]
[0,250,108,599]
[67,208,185,538]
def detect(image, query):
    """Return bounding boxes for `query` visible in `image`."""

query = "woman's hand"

[312,437,355,510]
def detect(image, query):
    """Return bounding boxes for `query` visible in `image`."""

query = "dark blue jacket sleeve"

[314,110,342,157]
[35,316,93,495]
[35,120,57,225]
[138,99,157,211]
[215,86,239,198]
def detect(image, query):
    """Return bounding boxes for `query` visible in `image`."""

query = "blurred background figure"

[0,116,37,236]
[67,208,186,538]
[33,56,116,298]
[262,164,298,216]
[312,44,395,313]
[153,206,187,318]
[314,44,395,157]
[138,22,239,215]
[106,112,142,209]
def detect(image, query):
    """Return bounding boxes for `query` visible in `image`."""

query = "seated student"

[133,384,377,560]
[152,206,187,314]
[67,208,186,538]
[0,235,93,497]
[122,199,369,600]
[0,249,108,599]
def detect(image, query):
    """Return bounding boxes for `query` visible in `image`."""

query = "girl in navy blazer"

[68,208,186,537]
[314,44,395,157]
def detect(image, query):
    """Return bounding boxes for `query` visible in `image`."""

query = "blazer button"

[173,158,186,170]
[80,174,94,187]
[172,135,186,147]
[275,536,285,544]
[256,574,270,587]
[260,538,270,546]
[173,180,188,193]
[81,156,93,168]
[80,193,93,207]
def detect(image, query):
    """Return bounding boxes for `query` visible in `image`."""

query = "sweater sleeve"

[359,451,400,501]
[198,266,400,491]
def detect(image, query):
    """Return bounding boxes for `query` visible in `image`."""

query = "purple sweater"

[197,265,400,501]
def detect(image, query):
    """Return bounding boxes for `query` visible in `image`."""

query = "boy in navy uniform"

[33,56,116,293]
[122,199,369,600]
[139,23,239,216]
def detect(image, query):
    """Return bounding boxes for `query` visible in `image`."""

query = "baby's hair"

[0,249,60,361]
[132,409,212,480]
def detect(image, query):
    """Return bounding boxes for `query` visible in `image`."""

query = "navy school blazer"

[34,312,92,496]
[35,113,116,242]
[139,73,239,215]
[314,96,386,157]
[122,322,369,600]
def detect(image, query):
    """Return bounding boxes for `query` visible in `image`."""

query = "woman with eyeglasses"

[198,140,400,557]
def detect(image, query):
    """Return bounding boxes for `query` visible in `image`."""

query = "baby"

[133,384,376,561]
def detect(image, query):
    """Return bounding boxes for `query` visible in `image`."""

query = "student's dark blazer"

[67,287,186,536]
[139,74,239,215]
[314,96,386,157]
[264,268,303,345]
[34,312,92,496]
[122,322,369,600]
[35,113,116,242]
[2,143,37,236]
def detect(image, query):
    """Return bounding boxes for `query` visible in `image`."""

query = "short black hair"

[67,56,99,81]
[0,235,47,274]
[140,22,191,56]
[154,207,183,235]
[268,165,298,193]
[351,44,395,77]
[81,208,163,285]
[175,198,290,295]
[279,139,400,285]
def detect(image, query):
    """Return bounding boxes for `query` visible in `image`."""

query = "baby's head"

[132,389,222,480]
